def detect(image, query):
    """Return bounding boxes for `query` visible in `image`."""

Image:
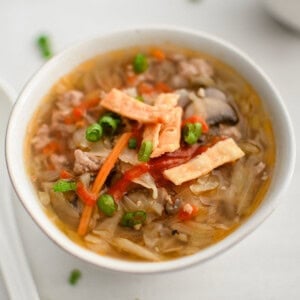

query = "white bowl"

[6,26,296,274]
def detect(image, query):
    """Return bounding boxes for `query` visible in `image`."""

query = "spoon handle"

[0,80,40,300]
[0,180,40,300]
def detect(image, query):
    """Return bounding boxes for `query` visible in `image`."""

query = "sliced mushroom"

[175,89,191,108]
[219,124,242,140]
[203,97,238,125]
[184,96,207,120]
[183,91,238,126]
[204,87,226,101]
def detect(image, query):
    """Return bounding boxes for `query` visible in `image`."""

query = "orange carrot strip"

[91,132,132,194]
[42,141,60,155]
[77,206,93,236]
[75,120,86,128]
[64,115,74,125]
[151,49,166,61]
[64,91,101,126]
[138,82,154,95]
[154,82,172,93]
[126,74,137,86]
[81,97,100,109]
[72,107,85,119]
[82,89,101,107]
[77,132,132,236]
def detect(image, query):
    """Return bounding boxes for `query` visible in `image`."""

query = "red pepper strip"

[76,182,97,206]
[148,145,208,186]
[108,144,209,200]
[130,123,144,148]
[178,204,199,221]
[182,115,209,133]
[158,144,199,159]
[149,145,207,171]
[60,169,73,179]
[108,163,150,201]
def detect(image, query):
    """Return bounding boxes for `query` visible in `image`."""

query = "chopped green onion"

[138,140,153,162]
[98,113,121,135]
[69,269,81,285]
[120,210,147,228]
[85,123,103,142]
[37,35,52,59]
[133,54,148,74]
[183,122,202,145]
[136,95,144,102]
[97,194,117,217]
[128,137,137,149]
[53,180,77,192]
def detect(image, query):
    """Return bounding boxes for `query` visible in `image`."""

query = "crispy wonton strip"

[142,93,179,154]
[151,107,183,158]
[154,93,179,107]
[163,138,245,185]
[143,123,162,150]
[101,89,170,123]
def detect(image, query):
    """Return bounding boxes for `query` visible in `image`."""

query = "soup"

[26,45,275,261]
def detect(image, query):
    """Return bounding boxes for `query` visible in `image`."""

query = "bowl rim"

[5,25,296,274]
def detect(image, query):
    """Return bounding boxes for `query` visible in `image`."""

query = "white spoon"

[0,79,40,300]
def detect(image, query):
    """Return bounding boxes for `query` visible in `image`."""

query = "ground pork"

[73,149,103,174]
[31,124,51,151]
[56,90,84,111]
[178,58,214,79]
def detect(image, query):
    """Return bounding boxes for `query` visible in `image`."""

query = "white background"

[0,0,300,299]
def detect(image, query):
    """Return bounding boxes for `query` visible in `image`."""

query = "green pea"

[97,194,117,217]
[120,210,147,228]
[133,54,148,74]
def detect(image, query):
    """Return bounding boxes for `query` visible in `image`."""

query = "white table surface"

[1,0,300,299]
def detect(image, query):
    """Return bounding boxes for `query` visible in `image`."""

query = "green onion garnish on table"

[36,34,53,59]
[69,269,81,286]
